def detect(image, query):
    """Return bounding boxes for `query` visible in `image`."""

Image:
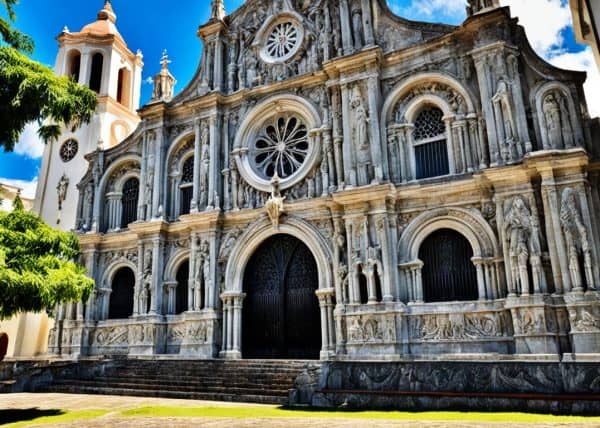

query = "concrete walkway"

[1,393,599,427]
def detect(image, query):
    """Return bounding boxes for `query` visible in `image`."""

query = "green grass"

[3,409,109,428]
[5,405,600,426]
[122,406,600,423]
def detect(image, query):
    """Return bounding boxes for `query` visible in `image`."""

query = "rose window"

[250,115,309,180]
[267,22,299,59]
[60,139,78,162]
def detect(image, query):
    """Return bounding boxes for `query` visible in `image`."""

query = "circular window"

[250,114,309,180]
[60,139,78,162]
[260,19,303,63]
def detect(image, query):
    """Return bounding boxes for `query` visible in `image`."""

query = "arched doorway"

[242,234,321,359]
[109,267,135,319]
[419,229,478,302]
[175,260,189,314]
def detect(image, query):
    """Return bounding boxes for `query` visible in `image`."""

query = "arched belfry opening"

[419,228,478,302]
[242,234,321,359]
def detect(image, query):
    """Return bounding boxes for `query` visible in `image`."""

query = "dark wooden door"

[242,234,321,359]
[419,228,478,302]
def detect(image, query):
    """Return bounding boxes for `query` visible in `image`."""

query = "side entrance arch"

[242,234,321,359]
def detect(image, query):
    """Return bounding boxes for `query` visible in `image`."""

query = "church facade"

[43,0,600,361]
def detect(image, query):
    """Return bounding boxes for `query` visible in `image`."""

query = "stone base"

[564,290,600,354]
[311,360,600,414]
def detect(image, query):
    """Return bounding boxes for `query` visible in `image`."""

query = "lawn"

[3,405,600,427]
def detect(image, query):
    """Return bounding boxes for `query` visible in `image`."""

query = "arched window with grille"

[121,178,139,228]
[413,106,449,179]
[179,157,194,216]
[419,229,478,302]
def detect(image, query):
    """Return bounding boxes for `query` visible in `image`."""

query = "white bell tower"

[34,0,143,230]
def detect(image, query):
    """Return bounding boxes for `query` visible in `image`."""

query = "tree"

[0,201,94,320]
[0,0,97,151]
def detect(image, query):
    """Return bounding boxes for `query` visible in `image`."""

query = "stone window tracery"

[259,17,304,64]
[250,114,309,180]
[412,106,449,179]
[60,139,79,162]
[266,22,299,60]
[180,156,194,216]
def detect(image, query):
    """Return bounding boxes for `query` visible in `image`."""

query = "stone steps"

[38,359,319,405]
[41,384,288,405]
[50,379,291,396]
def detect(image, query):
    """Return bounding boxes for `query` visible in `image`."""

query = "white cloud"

[403,0,467,18]
[0,177,38,200]
[548,48,600,117]
[500,0,600,117]
[500,0,572,57]
[14,123,45,159]
[144,76,154,85]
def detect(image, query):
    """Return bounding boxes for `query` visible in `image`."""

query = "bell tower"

[34,1,143,230]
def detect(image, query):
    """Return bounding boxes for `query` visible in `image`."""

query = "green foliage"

[0,0,34,53]
[0,208,94,320]
[11,193,23,211]
[0,0,97,151]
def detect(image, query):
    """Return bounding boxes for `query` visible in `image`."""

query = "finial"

[160,49,171,69]
[210,0,226,20]
[98,0,117,23]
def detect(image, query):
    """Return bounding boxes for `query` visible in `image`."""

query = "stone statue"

[140,248,153,314]
[560,188,594,290]
[504,196,543,295]
[265,173,286,229]
[57,174,69,210]
[351,0,363,50]
[350,86,371,185]
[543,93,562,149]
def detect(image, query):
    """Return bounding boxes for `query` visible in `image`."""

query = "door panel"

[242,234,321,359]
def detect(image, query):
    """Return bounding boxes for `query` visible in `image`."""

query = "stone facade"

[48,0,600,361]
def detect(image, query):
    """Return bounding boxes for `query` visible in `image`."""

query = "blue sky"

[1,0,598,198]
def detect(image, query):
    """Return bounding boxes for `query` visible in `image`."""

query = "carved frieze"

[410,312,509,341]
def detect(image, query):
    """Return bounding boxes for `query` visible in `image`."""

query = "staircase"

[37,359,320,405]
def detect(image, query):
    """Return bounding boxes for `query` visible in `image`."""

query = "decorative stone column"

[316,288,336,359]
[164,281,178,314]
[220,291,245,359]
[340,84,357,187]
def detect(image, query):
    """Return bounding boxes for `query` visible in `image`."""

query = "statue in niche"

[504,196,543,295]
[543,93,563,149]
[560,188,594,290]
[558,94,574,147]
[351,0,363,50]
[492,80,517,162]
[146,153,155,209]
[266,173,286,229]
[543,91,574,149]
[350,86,371,185]
[140,248,153,314]
[57,174,69,210]
[195,239,210,310]
[338,265,349,303]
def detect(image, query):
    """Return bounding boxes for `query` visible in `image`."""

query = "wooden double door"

[242,234,321,359]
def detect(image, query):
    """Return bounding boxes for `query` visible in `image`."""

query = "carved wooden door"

[242,234,321,359]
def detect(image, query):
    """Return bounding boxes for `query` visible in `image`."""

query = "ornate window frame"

[254,12,305,64]
[233,94,322,193]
